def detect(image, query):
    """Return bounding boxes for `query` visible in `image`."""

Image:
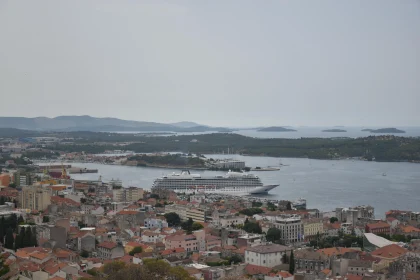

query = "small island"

[258,126,297,132]
[362,128,405,133]
[322,129,347,132]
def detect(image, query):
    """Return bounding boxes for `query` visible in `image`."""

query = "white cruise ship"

[152,170,278,195]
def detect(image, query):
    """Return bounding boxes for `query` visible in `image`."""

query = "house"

[144,217,168,229]
[124,241,150,254]
[141,231,160,243]
[294,249,330,273]
[97,241,125,260]
[116,210,145,229]
[365,221,391,235]
[77,232,96,252]
[161,247,187,259]
[265,271,294,280]
[347,259,373,276]
[165,234,200,253]
[371,244,408,270]
[245,244,292,268]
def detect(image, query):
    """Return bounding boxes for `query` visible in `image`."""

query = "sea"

[111,126,420,139]
[67,154,420,218]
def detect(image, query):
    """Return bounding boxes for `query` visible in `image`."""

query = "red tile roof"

[245,264,272,276]
[98,241,117,249]
[371,244,407,259]
[366,221,391,230]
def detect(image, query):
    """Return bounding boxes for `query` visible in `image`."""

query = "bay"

[68,154,420,218]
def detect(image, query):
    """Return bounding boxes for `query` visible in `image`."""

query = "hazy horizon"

[1,0,419,127]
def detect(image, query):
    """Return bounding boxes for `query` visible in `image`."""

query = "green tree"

[102,261,126,275]
[31,227,37,247]
[0,197,5,205]
[17,216,24,225]
[0,217,5,244]
[330,217,338,224]
[289,250,295,274]
[15,227,25,250]
[23,227,32,247]
[164,212,181,227]
[42,216,50,223]
[4,228,14,250]
[266,228,282,243]
[129,246,143,256]
[243,222,262,234]
[181,218,194,233]
[192,222,204,231]
[81,250,89,258]
[228,254,242,264]
[286,202,292,210]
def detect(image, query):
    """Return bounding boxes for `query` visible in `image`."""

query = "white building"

[270,215,304,244]
[144,217,168,229]
[212,159,245,169]
[113,187,144,202]
[245,244,292,268]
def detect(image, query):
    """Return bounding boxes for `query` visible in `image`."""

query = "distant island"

[362,128,406,133]
[258,126,297,132]
[322,129,347,132]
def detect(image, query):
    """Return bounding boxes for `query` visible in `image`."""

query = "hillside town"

[0,164,419,280]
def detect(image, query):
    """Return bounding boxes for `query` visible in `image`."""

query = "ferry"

[152,170,278,195]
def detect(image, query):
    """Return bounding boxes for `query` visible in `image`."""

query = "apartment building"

[302,219,324,241]
[19,186,51,211]
[113,187,144,202]
[165,204,206,222]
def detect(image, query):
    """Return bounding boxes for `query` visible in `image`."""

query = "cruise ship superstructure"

[152,170,278,195]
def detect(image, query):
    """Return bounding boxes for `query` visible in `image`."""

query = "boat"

[152,170,278,195]
[292,198,307,210]
[382,173,387,177]
[251,166,280,171]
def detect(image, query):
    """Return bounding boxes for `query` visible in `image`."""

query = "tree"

[17,216,24,225]
[286,202,292,210]
[164,212,181,227]
[0,197,5,205]
[192,222,204,231]
[42,216,50,223]
[23,227,32,247]
[0,217,5,244]
[229,254,242,264]
[8,183,16,188]
[330,217,338,224]
[266,228,282,243]
[81,250,89,258]
[181,218,194,233]
[31,227,37,247]
[243,222,262,234]
[102,261,126,275]
[129,246,143,256]
[289,250,295,274]
[15,227,25,250]
[4,228,14,250]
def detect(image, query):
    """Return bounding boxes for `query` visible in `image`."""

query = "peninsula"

[362,128,406,133]
[258,126,297,132]
[322,129,347,132]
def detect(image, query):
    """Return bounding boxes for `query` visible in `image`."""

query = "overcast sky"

[0,0,419,127]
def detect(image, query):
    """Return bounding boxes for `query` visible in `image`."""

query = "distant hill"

[322,129,347,132]
[0,116,229,133]
[362,128,405,133]
[258,126,297,132]
[170,121,203,128]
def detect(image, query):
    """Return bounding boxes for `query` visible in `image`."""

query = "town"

[0,160,419,280]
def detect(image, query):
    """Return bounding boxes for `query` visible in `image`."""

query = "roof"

[245,264,272,275]
[166,234,196,242]
[366,221,390,229]
[246,244,290,254]
[363,233,395,248]
[30,252,50,260]
[161,248,186,256]
[98,241,117,249]
[295,249,328,260]
[348,259,373,268]
[399,225,420,233]
[371,244,407,259]
[318,247,357,257]
[117,210,139,215]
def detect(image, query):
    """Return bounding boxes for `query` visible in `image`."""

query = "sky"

[0,0,419,127]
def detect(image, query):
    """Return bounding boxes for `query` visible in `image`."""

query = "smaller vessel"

[292,198,307,210]
[382,173,387,177]
[251,166,280,171]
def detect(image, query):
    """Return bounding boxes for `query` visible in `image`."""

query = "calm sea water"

[112,126,420,139]
[68,154,420,218]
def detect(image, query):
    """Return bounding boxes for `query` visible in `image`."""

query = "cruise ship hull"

[170,184,279,195]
